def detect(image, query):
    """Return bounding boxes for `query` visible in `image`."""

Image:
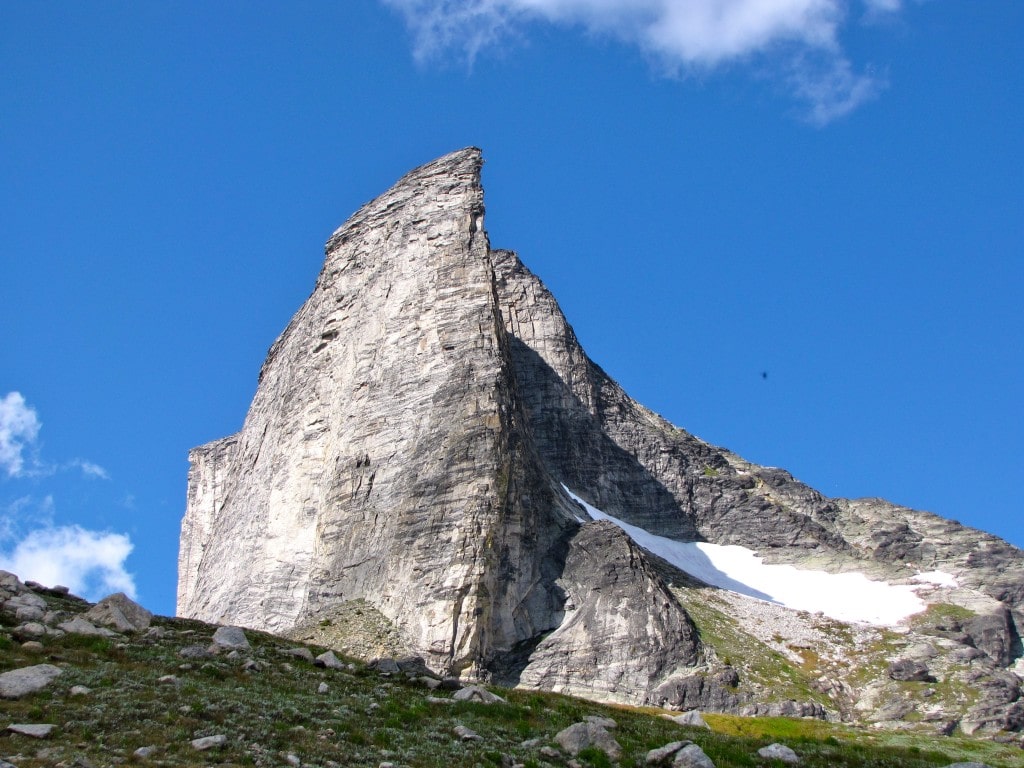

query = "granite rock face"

[180,148,1024,724]
[178,148,701,696]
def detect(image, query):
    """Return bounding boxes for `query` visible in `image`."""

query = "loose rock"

[316,650,346,669]
[453,725,482,741]
[673,743,715,768]
[0,664,63,699]
[191,734,227,750]
[757,743,800,764]
[6,723,56,738]
[663,710,711,729]
[85,592,152,632]
[888,659,936,683]
[57,616,117,637]
[369,657,400,674]
[212,625,250,650]
[554,722,621,760]
[282,647,315,663]
[647,740,691,764]
[452,685,506,704]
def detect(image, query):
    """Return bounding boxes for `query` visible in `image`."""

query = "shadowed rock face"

[179,148,1024,717]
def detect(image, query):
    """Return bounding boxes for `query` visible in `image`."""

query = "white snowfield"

[563,487,958,627]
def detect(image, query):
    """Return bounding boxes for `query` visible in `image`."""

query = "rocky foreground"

[2,571,1020,768]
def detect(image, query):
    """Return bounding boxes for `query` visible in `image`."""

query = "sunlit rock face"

[180,149,1024,727]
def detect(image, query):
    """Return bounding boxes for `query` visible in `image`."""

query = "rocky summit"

[178,148,1024,737]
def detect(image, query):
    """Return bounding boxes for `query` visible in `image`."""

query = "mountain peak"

[180,151,1024,736]
[324,147,484,256]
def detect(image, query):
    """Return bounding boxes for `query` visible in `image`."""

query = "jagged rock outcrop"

[179,148,1024,728]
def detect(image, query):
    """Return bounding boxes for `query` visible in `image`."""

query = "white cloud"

[0,524,136,601]
[68,459,110,480]
[0,392,41,477]
[382,0,899,122]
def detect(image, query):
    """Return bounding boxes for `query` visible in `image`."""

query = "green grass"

[675,588,832,708]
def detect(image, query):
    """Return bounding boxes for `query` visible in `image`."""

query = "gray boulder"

[14,604,44,622]
[888,659,936,683]
[369,657,400,674]
[757,743,800,764]
[452,685,506,704]
[6,723,55,738]
[191,734,227,750]
[282,646,315,663]
[315,650,346,669]
[453,725,482,741]
[664,710,711,729]
[85,592,152,632]
[58,616,118,637]
[0,664,63,699]
[212,625,250,650]
[554,721,621,760]
[673,743,715,768]
[647,741,691,764]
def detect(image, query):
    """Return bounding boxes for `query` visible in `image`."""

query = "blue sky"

[2,1,1021,616]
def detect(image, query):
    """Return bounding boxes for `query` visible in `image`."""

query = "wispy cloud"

[0,523,136,600]
[381,0,904,122]
[1,392,109,480]
[0,392,41,477]
[68,459,111,480]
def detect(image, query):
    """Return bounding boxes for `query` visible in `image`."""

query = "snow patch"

[563,486,929,627]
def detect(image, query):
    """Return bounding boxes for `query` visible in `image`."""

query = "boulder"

[6,723,56,738]
[282,647,315,663]
[554,721,621,760]
[453,725,482,741]
[452,685,506,704]
[646,741,691,764]
[673,743,715,768]
[0,664,63,699]
[315,650,346,669]
[211,625,250,650]
[888,659,936,683]
[191,734,227,750]
[85,592,152,632]
[757,743,800,764]
[58,616,117,637]
[664,710,711,729]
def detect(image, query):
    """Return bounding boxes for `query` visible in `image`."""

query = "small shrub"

[576,746,612,767]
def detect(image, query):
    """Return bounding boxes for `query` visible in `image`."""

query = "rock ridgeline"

[178,148,1024,733]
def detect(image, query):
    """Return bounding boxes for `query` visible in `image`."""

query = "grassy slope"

[1,592,1021,768]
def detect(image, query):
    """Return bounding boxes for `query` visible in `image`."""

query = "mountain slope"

[5,572,1021,768]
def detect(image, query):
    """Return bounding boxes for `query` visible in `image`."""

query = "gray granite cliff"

[180,149,1023,731]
